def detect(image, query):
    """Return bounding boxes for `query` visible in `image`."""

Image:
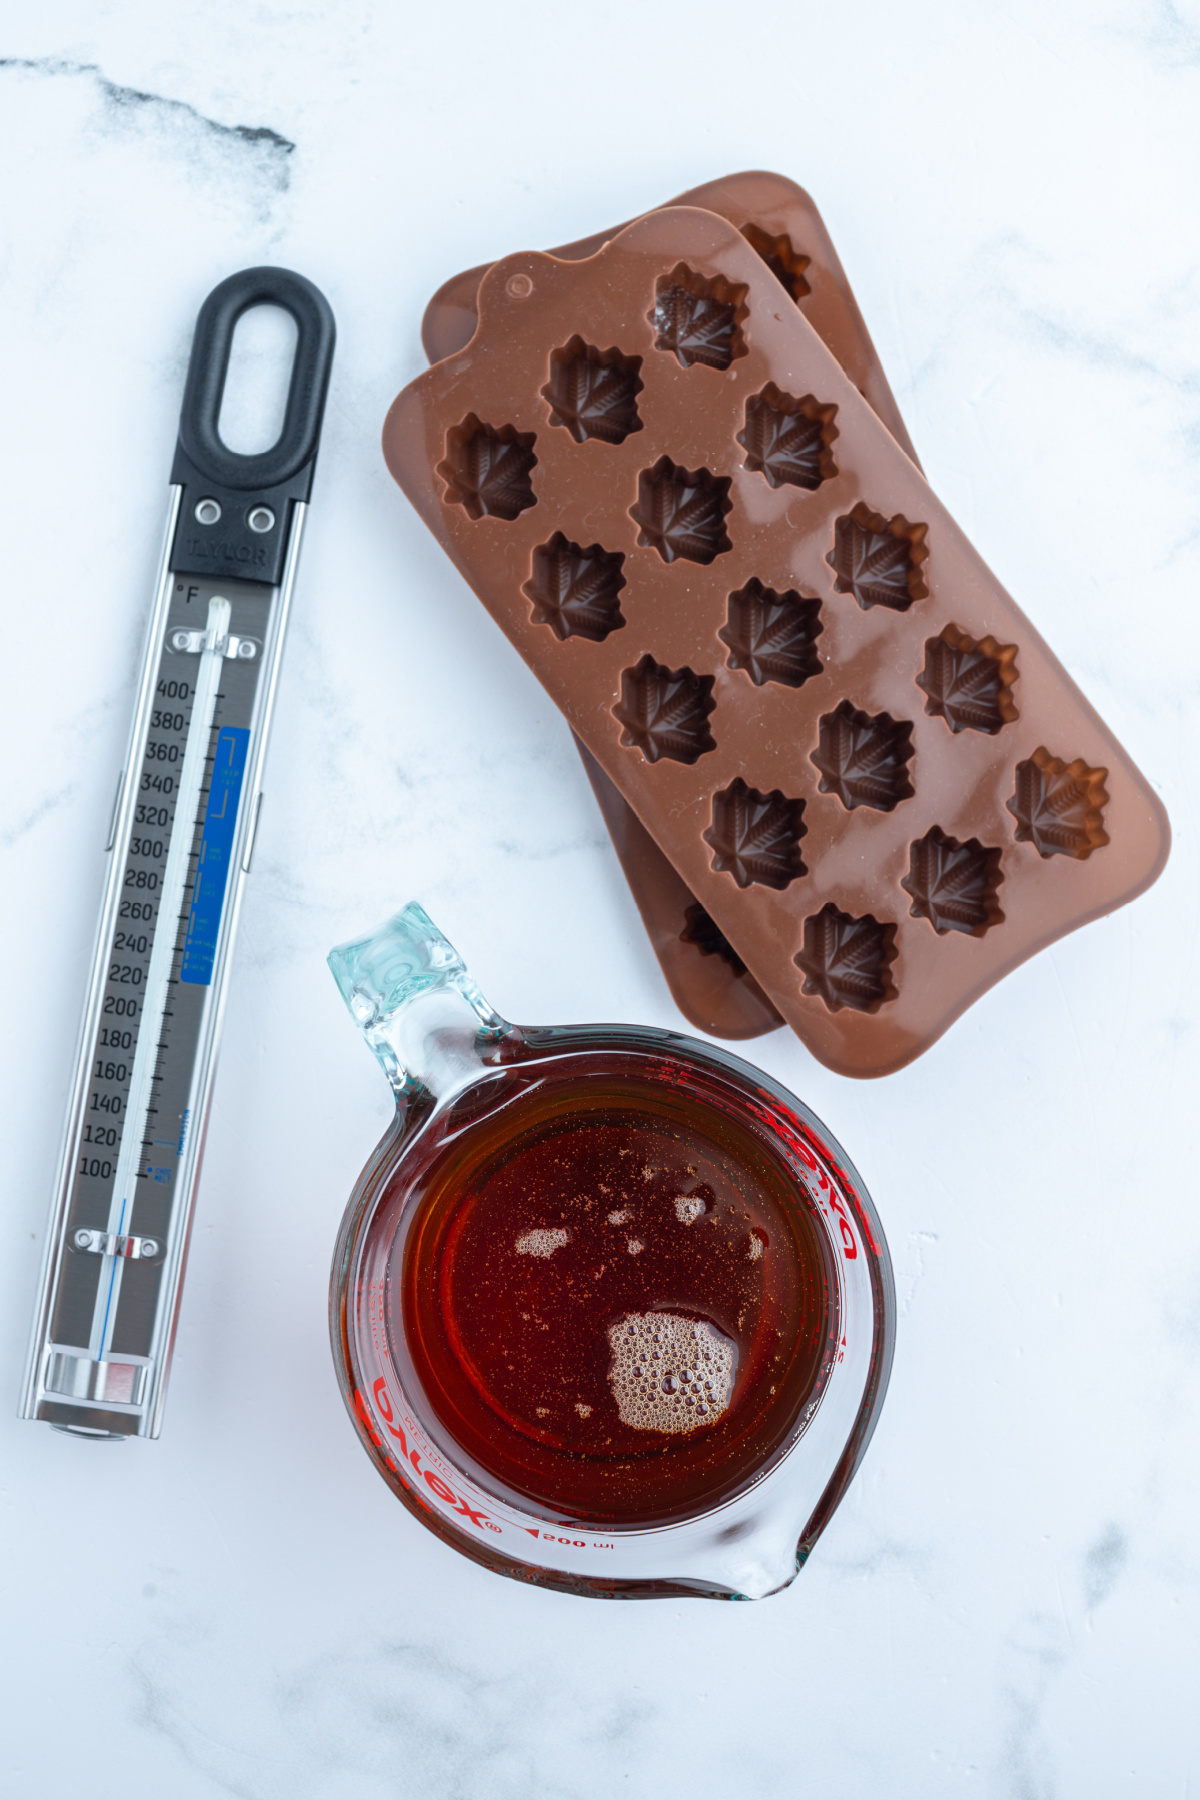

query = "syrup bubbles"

[607,1312,735,1432]
[394,1055,836,1524]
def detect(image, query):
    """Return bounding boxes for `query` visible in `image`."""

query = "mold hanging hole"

[649,263,749,371]
[704,778,808,890]
[680,903,747,976]
[795,904,898,1014]
[1007,749,1110,859]
[811,699,915,813]
[739,223,813,303]
[612,655,716,765]
[917,624,1019,735]
[541,337,644,445]
[523,533,626,642]
[719,580,823,689]
[737,385,838,492]
[901,826,1005,936]
[827,503,929,611]
[437,414,537,521]
[629,456,733,565]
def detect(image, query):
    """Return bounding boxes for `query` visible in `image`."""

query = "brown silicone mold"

[390,203,1170,1076]
[542,337,644,445]
[420,172,919,1041]
[422,172,918,463]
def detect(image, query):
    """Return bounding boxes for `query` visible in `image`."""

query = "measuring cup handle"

[328,903,513,1103]
[176,266,336,494]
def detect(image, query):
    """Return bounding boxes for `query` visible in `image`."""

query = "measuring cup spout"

[328,903,510,1104]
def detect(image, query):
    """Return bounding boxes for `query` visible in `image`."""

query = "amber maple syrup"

[385,1049,838,1526]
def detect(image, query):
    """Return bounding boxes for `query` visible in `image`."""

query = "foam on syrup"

[607,1311,735,1433]
[396,1054,838,1521]
[515,1228,569,1258]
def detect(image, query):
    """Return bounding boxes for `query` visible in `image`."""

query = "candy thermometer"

[20,268,335,1438]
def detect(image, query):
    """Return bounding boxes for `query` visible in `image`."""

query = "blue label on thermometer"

[180,726,250,986]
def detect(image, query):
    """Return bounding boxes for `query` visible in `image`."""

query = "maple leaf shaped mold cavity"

[720,580,823,688]
[523,534,626,643]
[827,502,929,612]
[649,263,749,371]
[541,337,644,445]
[917,624,1019,735]
[630,456,733,566]
[901,826,1005,937]
[704,779,807,890]
[738,385,838,492]
[739,223,812,303]
[811,699,915,813]
[437,414,537,521]
[795,904,898,1015]
[1007,748,1110,859]
[680,902,747,976]
[612,655,716,765]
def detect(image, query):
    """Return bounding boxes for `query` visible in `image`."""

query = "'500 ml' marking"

[523,1528,615,1549]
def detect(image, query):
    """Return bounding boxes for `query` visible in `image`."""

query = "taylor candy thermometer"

[20,268,335,1438]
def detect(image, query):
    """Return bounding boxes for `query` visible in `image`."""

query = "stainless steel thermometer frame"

[20,268,335,1438]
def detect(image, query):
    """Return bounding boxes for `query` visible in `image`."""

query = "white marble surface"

[2,2,1199,1793]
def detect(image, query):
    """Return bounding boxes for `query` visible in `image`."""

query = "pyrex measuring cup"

[328,905,894,1600]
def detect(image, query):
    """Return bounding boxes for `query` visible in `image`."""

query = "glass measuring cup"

[328,904,894,1600]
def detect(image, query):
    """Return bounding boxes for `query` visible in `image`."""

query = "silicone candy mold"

[828,504,929,612]
[650,263,748,371]
[630,458,733,565]
[704,781,808,890]
[737,385,839,492]
[681,901,748,974]
[811,701,915,814]
[542,337,644,445]
[917,624,1019,735]
[795,906,897,1015]
[1007,750,1110,860]
[738,222,812,302]
[437,416,537,521]
[523,534,627,643]
[613,657,716,765]
[420,172,919,464]
[719,580,824,688]
[574,737,784,1039]
[902,827,1005,937]
[399,201,1168,1074]
[418,171,922,1045]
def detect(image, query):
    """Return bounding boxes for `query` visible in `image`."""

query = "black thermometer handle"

[170,267,336,586]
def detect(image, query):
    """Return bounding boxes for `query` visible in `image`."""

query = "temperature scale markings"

[36,571,279,1422]
[86,596,233,1361]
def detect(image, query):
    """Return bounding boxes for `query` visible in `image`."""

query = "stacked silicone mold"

[386,204,1169,1077]
[421,172,919,1040]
